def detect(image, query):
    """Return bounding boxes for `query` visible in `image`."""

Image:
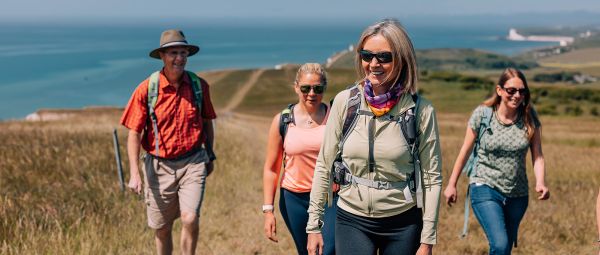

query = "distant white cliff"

[507,28,575,46]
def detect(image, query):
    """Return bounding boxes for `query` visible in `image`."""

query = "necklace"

[304,104,324,125]
[495,109,518,126]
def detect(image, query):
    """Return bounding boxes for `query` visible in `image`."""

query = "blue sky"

[3,0,600,25]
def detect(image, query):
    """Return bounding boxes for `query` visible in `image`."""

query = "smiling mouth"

[371,71,384,75]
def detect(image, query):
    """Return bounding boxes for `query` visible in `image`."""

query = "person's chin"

[305,99,319,105]
[507,100,522,109]
[368,77,385,87]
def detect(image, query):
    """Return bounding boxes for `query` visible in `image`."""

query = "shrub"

[591,107,599,116]
[537,104,558,115]
[429,71,462,82]
[565,105,583,116]
[533,72,581,83]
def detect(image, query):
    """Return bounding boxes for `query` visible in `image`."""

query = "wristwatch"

[262,204,274,213]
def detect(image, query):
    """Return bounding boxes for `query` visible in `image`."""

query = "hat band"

[160,41,189,48]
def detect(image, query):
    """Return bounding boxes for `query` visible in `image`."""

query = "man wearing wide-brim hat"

[121,29,217,255]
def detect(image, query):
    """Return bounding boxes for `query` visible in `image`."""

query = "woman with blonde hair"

[306,19,442,255]
[444,68,550,255]
[262,63,336,254]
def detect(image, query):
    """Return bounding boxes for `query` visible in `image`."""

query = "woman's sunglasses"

[299,84,326,94]
[359,50,393,63]
[502,87,528,95]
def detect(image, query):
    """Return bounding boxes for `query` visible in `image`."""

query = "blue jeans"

[470,184,528,255]
[279,188,337,255]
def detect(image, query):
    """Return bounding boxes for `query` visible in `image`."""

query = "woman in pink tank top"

[262,63,337,255]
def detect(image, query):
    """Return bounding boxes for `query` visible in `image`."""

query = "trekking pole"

[112,129,125,192]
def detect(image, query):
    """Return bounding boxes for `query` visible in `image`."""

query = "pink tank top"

[280,110,328,193]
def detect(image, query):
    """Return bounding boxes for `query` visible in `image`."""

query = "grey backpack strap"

[461,106,493,238]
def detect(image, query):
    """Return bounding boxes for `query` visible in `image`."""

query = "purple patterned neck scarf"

[363,79,404,116]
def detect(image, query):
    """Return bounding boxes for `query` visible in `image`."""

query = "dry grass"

[2,109,599,254]
[2,68,600,254]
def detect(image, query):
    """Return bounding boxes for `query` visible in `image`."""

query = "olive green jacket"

[306,85,442,245]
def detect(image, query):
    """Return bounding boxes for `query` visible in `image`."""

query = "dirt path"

[221,69,266,112]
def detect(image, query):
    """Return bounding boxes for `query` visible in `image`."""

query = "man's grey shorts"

[142,149,208,229]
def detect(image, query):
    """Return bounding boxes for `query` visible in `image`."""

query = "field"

[1,66,600,254]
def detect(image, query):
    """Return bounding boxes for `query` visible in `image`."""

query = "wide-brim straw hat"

[149,29,200,59]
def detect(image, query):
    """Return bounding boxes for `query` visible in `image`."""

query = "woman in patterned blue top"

[444,68,550,255]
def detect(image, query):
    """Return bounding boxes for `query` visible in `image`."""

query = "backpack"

[147,70,204,157]
[328,84,423,208]
[460,106,493,238]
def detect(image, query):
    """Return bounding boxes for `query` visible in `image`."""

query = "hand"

[416,243,432,255]
[206,161,215,177]
[307,233,324,255]
[536,184,550,200]
[444,185,458,207]
[263,212,278,242]
[127,172,142,195]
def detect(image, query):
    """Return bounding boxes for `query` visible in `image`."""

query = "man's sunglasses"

[299,84,326,94]
[359,50,393,63]
[502,87,528,95]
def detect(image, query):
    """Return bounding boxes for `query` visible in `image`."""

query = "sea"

[0,22,557,120]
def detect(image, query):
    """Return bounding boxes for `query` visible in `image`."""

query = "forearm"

[418,104,442,245]
[532,157,546,186]
[421,148,442,244]
[306,124,339,233]
[306,162,331,233]
[262,167,280,205]
[127,130,142,176]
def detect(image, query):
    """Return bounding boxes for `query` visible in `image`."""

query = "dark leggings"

[335,206,422,255]
[279,188,337,255]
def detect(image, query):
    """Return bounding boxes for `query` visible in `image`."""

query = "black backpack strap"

[279,104,295,143]
[341,86,361,140]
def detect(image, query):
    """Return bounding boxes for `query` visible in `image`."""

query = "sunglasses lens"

[360,50,374,62]
[377,52,393,63]
[313,86,325,94]
[299,85,311,93]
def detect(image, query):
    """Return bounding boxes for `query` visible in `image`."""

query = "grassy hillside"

[2,67,600,254]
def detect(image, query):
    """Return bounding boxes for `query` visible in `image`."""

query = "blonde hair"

[295,63,328,86]
[483,68,536,140]
[354,19,418,93]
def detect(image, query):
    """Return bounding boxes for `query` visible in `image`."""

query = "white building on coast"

[507,28,575,46]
